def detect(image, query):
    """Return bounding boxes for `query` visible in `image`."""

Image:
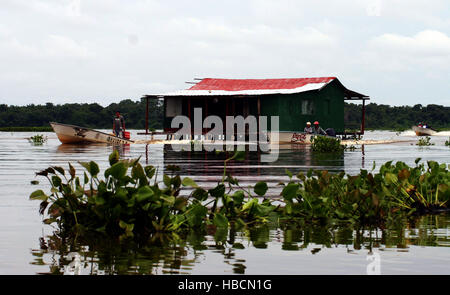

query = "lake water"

[0,130,449,275]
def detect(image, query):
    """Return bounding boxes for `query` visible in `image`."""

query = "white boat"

[50,122,133,144]
[412,126,436,136]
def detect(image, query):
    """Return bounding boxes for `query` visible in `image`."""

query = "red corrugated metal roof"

[189,77,336,91]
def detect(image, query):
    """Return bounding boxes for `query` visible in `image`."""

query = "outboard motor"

[325,128,336,137]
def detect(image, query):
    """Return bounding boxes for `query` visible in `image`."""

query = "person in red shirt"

[113,111,126,137]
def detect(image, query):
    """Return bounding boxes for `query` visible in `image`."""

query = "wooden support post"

[257,97,261,140]
[145,97,149,134]
[204,97,208,136]
[187,97,191,137]
[361,98,366,135]
[225,98,229,117]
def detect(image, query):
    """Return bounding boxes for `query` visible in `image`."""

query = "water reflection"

[161,144,346,177]
[56,143,108,153]
[31,214,450,275]
[56,143,131,158]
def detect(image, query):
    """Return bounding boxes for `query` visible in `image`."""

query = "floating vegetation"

[0,126,53,132]
[28,134,48,145]
[344,144,357,151]
[311,135,345,152]
[416,136,434,146]
[30,151,449,240]
[445,138,450,147]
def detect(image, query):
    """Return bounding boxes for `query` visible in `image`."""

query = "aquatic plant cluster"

[311,136,345,152]
[28,134,47,145]
[30,151,449,239]
[416,136,434,146]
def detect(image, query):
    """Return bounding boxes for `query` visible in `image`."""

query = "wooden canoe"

[412,126,436,136]
[267,131,314,144]
[50,122,134,144]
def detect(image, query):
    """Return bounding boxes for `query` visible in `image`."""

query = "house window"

[301,100,314,115]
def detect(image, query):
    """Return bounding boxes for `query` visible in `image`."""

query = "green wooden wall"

[260,80,345,132]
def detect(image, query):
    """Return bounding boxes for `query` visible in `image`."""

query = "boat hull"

[50,122,133,144]
[412,126,436,136]
[267,131,313,144]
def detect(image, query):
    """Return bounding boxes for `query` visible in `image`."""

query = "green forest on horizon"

[0,99,448,131]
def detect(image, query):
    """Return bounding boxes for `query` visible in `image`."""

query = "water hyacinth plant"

[416,136,434,146]
[30,151,449,239]
[311,136,345,152]
[30,150,276,239]
[28,134,47,145]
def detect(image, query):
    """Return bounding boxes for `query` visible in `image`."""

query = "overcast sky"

[0,0,449,106]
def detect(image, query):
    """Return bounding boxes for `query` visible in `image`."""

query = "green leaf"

[242,198,257,211]
[186,204,207,227]
[213,213,229,228]
[163,174,171,187]
[281,183,299,201]
[119,220,134,233]
[135,186,155,202]
[144,166,156,179]
[254,181,268,196]
[171,175,181,189]
[79,161,100,177]
[182,177,198,188]
[89,161,100,177]
[109,150,120,166]
[161,195,175,205]
[30,190,48,201]
[385,173,398,184]
[68,162,76,180]
[192,188,208,201]
[51,176,62,187]
[52,166,65,175]
[105,162,127,179]
[131,162,148,185]
[285,169,293,179]
[232,190,245,205]
[209,184,225,198]
[174,197,188,211]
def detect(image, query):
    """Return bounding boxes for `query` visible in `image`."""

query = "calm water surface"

[0,130,449,274]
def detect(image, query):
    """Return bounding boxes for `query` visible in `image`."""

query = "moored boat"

[267,131,319,144]
[412,126,436,136]
[50,122,133,144]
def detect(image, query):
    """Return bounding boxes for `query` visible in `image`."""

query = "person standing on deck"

[113,111,126,137]
[304,122,313,134]
[312,121,326,135]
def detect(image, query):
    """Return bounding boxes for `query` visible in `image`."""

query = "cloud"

[362,30,450,72]
[370,30,450,57]
[1,34,92,59]
[44,35,92,58]
[0,0,449,106]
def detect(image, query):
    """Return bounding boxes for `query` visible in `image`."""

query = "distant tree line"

[0,99,163,130]
[345,103,449,131]
[0,99,448,131]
